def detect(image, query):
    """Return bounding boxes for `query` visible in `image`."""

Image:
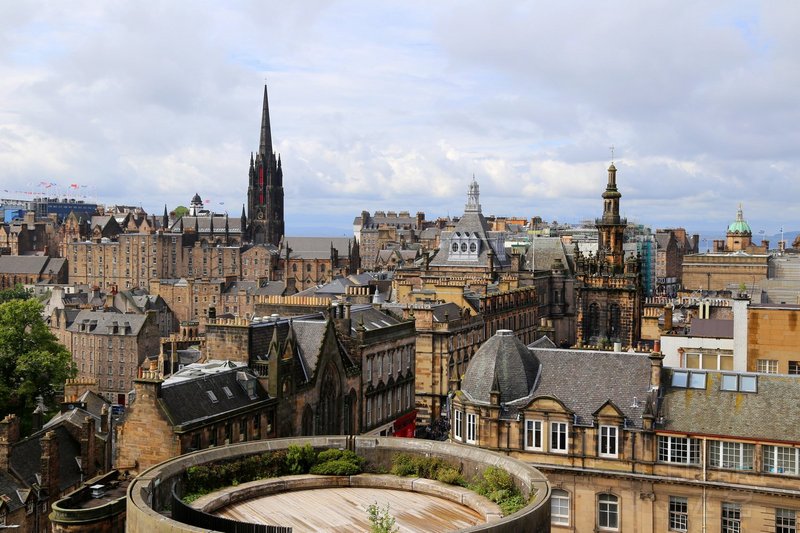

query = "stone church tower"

[247,85,285,246]
[574,163,643,348]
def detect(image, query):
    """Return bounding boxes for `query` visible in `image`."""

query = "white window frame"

[466,412,477,444]
[658,435,701,465]
[721,502,741,533]
[599,425,618,458]
[551,489,570,526]
[708,440,754,471]
[524,419,543,451]
[757,358,779,374]
[597,493,619,531]
[551,421,568,454]
[776,508,796,533]
[453,410,463,441]
[763,445,800,476]
[668,495,688,532]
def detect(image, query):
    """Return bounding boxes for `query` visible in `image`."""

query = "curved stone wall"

[127,436,551,533]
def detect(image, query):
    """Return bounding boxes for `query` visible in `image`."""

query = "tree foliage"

[0,298,75,416]
[0,284,32,304]
[172,205,189,219]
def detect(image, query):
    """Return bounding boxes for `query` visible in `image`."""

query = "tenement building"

[574,163,643,348]
[452,329,800,532]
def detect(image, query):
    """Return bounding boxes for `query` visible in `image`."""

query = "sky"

[1,1,799,238]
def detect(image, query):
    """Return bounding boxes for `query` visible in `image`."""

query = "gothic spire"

[259,85,273,157]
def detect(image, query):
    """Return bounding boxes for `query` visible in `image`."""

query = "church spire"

[259,85,273,158]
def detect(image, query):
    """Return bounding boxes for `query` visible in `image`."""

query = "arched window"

[452,242,459,252]
[598,493,619,530]
[469,242,477,252]
[460,242,468,252]
[608,304,621,339]
[292,264,297,272]
[551,489,570,526]
[587,303,601,340]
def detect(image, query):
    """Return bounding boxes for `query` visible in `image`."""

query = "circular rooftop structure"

[461,330,539,405]
[727,205,752,235]
[126,436,551,533]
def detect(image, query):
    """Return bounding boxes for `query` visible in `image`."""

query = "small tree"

[0,299,75,419]
[367,502,398,533]
[0,284,32,304]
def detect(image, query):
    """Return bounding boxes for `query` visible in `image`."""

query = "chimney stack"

[0,415,21,471]
[649,341,664,390]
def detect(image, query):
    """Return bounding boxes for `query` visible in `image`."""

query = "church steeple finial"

[259,85,273,157]
[465,175,481,214]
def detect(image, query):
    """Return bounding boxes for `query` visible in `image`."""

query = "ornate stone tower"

[247,85,285,246]
[574,163,643,348]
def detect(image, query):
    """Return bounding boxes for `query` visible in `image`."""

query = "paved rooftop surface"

[216,487,484,532]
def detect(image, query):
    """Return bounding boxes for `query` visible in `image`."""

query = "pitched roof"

[0,471,26,512]
[0,255,49,274]
[529,238,571,273]
[67,309,149,336]
[159,365,270,428]
[662,370,800,442]
[11,425,83,492]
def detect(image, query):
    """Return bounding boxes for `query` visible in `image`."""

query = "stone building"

[0,256,66,289]
[0,406,111,533]
[353,210,425,270]
[0,212,61,256]
[574,163,643,348]
[453,329,800,532]
[655,228,697,296]
[204,314,360,438]
[51,308,160,405]
[281,236,359,291]
[115,361,276,473]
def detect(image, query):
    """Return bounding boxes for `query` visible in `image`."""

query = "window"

[672,370,706,389]
[469,242,477,252]
[790,361,800,375]
[720,374,758,393]
[721,502,741,533]
[525,420,543,451]
[597,494,619,530]
[763,445,799,475]
[454,410,463,441]
[708,440,754,470]
[206,391,218,403]
[599,425,618,458]
[551,421,568,453]
[387,390,393,416]
[366,397,372,426]
[367,357,372,381]
[669,496,688,531]
[551,489,569,526]
[758,359,779,374]
[777,508,797,533]
[658,436,700,464]
[466,413,477,443]
[451,242,458,252]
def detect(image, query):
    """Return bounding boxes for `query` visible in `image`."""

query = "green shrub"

[310,459,363,476]
[389,453,416,476]
[285,443,317,474]
[435,466,465,486]
[468,466,528,516]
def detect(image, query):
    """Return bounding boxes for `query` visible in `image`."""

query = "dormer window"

[452,243,458,252]
[470,242,477,252]
[461,243,467,252]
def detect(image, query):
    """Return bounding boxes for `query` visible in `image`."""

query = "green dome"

[727,205,751,235]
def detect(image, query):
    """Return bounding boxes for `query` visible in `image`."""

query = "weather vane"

[610,145,615,163]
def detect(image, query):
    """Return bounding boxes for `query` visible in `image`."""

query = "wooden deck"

[217,487,485,533]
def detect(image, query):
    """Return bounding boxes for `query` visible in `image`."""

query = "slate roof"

[0,255,48,274]
[661,371,800,442]
[159,365,270,428]
[462,330,541,406]
[67,310,148,336]
[11,425,83,492]
[0,471,26,512]
[688,319,733,338]
[530,238,571,273]
[431,302,464,322]
[171,215,243,234]
[292,320,328,380]
[350,305,403,333]
[526,346,653,428]
[284,237,353,260]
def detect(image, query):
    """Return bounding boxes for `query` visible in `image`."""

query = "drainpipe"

[702,436,707,533]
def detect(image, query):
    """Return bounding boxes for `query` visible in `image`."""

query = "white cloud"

[0,0,797,236]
